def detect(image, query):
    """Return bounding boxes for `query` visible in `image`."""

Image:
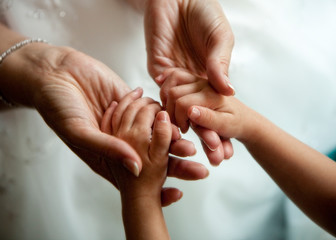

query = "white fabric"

[0,0,335,239]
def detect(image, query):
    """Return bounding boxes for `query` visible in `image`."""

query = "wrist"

[0,42,74,108]
[121,189,162,210]
[237,107,269,147]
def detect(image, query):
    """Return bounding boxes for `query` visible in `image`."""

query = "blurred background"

[1,0,336,239]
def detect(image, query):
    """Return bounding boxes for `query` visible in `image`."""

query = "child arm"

[121,111,172,240]
[162,70,336,235]
[188,99,336,236]
[102,93,171,240]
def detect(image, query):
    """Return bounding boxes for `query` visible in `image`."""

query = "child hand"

[104,95,172,198]
[158,69,234,164]
[101,88,209,204]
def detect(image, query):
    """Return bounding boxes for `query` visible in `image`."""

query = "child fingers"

[166,81,204,129]
[188,106,225,135]
[132,102,162,130]
[149,111,172,160]
[101,101,118,134]
[159,69,203,106]
[118,97,158,133]
[112,88,143,134]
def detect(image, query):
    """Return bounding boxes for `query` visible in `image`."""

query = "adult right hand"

[144,0,235,164]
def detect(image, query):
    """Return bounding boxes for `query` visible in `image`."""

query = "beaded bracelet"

[0,38,49,106]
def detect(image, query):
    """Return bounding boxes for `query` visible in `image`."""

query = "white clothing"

[1,0,336,239]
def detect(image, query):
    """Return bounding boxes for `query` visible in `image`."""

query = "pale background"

[1,0,336,239]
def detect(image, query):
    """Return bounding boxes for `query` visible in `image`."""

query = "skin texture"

[144,0,235,164]
[159,69,234,164]
[101,90,209,206]
[145,0,235,95]
[165,70,336,237]
[100,91,206,240]
[0,23,208,206]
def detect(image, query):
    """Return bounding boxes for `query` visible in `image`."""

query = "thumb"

[206,33,235,96]
[149,111,172,160]
[78,129,143,177]
[188,106,224,135]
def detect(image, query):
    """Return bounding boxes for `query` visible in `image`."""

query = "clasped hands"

[20,0,235,206]
[100,67,236,206]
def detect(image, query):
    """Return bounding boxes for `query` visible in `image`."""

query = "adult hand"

[144,0,235,95]
[144,0,235,164]
[0,39,207,205]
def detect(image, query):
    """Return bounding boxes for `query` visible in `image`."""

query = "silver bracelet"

[0,38,49,64]
[0,38,49,106]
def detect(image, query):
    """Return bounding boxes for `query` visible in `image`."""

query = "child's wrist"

[121,190,161,208]
[237,109,267,146]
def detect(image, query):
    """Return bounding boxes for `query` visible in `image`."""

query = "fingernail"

[155,74,164,83]
[204,141,218,152]
[192,165,210,178]
[190,107,200,119]
[228,83,235,96]
[132,87,142,95]
[123,159,140,177]
[157,111,168,122]
[224,75,235,96]
[177,191,183,201]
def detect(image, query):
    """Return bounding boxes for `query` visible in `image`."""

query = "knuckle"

[176,97,187,111]
[168,87,179,100]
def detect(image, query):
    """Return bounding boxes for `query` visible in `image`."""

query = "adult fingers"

[206,26,235,96]
[169,138,196,157]
[190,122,221,151]
[72,128,142,177]
[171,124,181,141]
[222,138,234,160]
[167,156,209,180]
[101,101,118,135]
[161,187,183,207]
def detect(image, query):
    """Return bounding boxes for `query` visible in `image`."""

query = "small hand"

[101,90,209,205]
[188,97,247,142]
[159,69,234,165]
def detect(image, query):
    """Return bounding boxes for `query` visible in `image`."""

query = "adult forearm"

[242,113,336,236]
